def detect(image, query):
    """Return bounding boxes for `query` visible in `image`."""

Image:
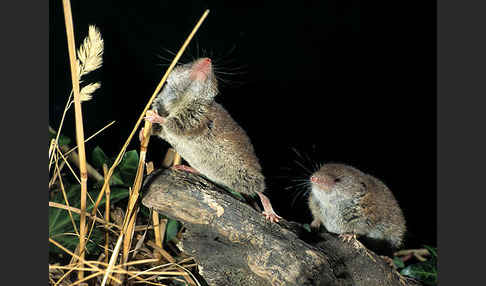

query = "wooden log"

[142,169,417,286]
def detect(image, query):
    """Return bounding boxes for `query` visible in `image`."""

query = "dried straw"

[99,9,210,286]
[61,0,89,279]
[123,119,153,265]
[103,164,111,265]
[49,23,103,171]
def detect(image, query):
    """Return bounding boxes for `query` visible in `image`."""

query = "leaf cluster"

[394,245,438,285]
[49,135,183,258]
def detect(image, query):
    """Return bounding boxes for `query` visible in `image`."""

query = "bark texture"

[142,169,418,286]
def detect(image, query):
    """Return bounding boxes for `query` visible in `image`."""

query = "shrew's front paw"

[145,109,166,124]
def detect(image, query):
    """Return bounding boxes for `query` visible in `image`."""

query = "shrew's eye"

[334,178,341,183]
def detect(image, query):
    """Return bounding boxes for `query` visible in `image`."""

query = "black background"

[50,0,436,248]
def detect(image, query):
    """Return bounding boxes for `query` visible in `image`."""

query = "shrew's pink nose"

[311,176,319,183]
[190,58,212,81]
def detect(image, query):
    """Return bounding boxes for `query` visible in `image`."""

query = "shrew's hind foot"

[257,192,282,223]
[262,210,282,223]
[171,165,199,174]
[339,233,356,243]
[339,233,364,250]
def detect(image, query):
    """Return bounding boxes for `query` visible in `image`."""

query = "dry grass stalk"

[49,92,73,172]
[141,128,163,261]
[49,264,179,286]
[50,151,105,228]
[153,149,176,260]
[55,144,81,184]
[49,123,114,184]
[144,239,175,263]
[122,209,138,267]
[51,145,104,220]
[131,226,150,261]
[158,218,168,246]
[123,119,153,266]
[103,164,111,265]
[151,149,183,261]
[55,160,79,235]
[132,281,167,286]
[183,273,198,286]
[119,258,160,267]
[49,238,122,284]
[49,22,103,172]
[50,265,99,272]
[61,0,105,279]
[62,120,116,157]
[152,212,163,259]
[152,149,175,261]
[67,271,104,286]
[96,9,210,286]
[53,266,75,286]
[101,233,124,286]
[56,144,104,185]
[62,144,104,181]
[49,201,119,232]
[88,9,210,233]
[49,264,185,276]
[170,263,201,286]
[50,259,178,285]
[126,263,186,280]
[51,8,208,285]
[49,139,56,160]
[49,159,66,188]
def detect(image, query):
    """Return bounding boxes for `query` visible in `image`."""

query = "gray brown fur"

[308,163,406,248]
[150,59,265,196]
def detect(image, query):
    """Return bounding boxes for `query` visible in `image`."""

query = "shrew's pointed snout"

[310,174,336,190]
[190,57,212,81]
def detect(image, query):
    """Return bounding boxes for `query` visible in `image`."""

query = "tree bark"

[142,169,418,286]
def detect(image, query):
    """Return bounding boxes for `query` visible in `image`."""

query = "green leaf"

[401,260,437,285]
[107,187,131,203]
[91,146,127,185]
[111,169,126,185]
[49,185,130,256]
[423,245,437,259]
[302,224,311,232]
[49,185,81,237]
[118,150,139,185]
[49,186,82,254]
[139,205,151,218]
[393,257,405,269]
[48,130,72,147]
[164,219,180,243]
[92,146,109,169]
[58,134,71,147]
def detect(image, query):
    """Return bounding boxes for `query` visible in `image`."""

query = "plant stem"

[123,120,152,265]
[103,164,111,265]
[61,0,89,279]
[98,10,210,285]
[89,9,210,227]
